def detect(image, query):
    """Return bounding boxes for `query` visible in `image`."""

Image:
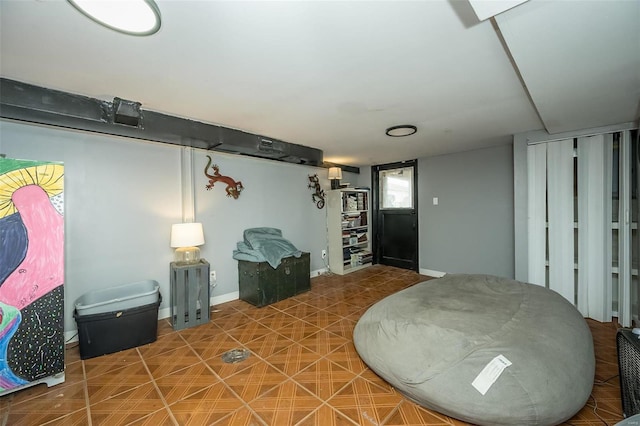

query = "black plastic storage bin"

[238,252,310,307]
[74,298,161,359]
[73,280,162,360]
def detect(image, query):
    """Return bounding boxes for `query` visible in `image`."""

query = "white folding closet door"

[618,131,633,327]
[577,134,612,321]
[546,139,576,304]
[525,130,636,326]
[527,143,547,286]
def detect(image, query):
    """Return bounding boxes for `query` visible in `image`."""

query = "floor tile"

[265,343,321,376]
[168,382,245,425]
[65,344,82,364]
[324,318,356,340]
[7,382,87,425]
[226,320,273,344]
[295,403,358,426]
[86,361,152,404]
[211,405,267,426]
[224,358,289,403]
[210,302,242,318]
[188,331,242,361]
[150,326,198,350]
[63,360,85,385]
[169,321,220,346]
[301,295,338,311]
[283,302,321,320]
[276,320,322,341]
[82,347,142,379]
[248,380,323,425]
[204,346,262,379]
[325,342,368,375]
[244,331,294,358]
[212,311,251,331]
[89,382,165,425]
[0,267,625,426]
[257,310,299,331]
[270,297,306,311]
[292,358,357,400]
[156,319,175,337]
[302,309,343,329]
[125,407,177,426]
[40,408,89,426]
[325,301,364,318]
[327,377,403,426]
[154,361,219,405]
[384,400,452,425]
[239,305,280,321]
[143,345,201,380]
[299,330,348,356]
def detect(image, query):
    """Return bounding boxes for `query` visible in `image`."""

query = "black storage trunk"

[74,299,161,360]
[238,252,310,307]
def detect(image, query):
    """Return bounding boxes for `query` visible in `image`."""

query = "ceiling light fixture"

[68,0,161,36]
[385,125,417,137]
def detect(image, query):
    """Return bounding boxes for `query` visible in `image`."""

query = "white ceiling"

[1,0,638,166]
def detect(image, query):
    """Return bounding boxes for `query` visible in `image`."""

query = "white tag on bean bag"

[472,354,512,395]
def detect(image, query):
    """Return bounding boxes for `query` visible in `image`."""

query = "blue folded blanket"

[233,227,302,269]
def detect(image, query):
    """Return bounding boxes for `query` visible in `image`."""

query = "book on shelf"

[356,192,367,210]
[343,246,369,261]
[342,213,361,228]
[343,232,367,246]
[343,194,358,211]
[350,249,373,266]
[343,192,368,212]
[359,211,368,226]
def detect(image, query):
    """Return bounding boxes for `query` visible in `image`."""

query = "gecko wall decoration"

[204,155,244,199]
[308,174,325,209]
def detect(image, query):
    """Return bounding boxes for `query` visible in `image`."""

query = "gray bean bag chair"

[353,274,595,426]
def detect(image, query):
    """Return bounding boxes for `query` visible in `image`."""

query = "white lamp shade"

[328,167,342,180]
[170,223,205,247]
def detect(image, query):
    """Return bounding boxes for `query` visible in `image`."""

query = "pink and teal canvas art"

[0,158,64,393]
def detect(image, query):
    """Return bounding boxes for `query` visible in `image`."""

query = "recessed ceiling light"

[385,125,417,137]
[68,0,161,36]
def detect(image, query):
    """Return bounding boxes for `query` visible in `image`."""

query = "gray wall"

[0,119,331,333]
[418,144,515,278]
[0,118,517,335]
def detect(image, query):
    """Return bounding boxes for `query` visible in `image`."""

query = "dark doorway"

[371,160,418,271]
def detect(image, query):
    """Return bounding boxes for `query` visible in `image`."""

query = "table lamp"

[328,167,342,189]
[170,222,205,264]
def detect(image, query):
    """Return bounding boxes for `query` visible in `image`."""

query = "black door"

[372,160,418,271]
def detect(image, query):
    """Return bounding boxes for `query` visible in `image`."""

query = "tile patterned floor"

[0,265,626,425]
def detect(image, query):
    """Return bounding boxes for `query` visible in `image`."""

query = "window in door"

[380,167,414,209]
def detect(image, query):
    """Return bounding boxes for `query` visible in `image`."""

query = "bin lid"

[75,280,160,313]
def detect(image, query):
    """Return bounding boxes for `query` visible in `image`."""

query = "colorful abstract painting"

[0,159,64,393]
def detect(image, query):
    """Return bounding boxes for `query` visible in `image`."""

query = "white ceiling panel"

[0,0,637,166]
[496,0,640,134]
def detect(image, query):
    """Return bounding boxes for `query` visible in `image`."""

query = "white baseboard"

[157,291,240,320]
[420,268,446,278]
[311,268,328,278]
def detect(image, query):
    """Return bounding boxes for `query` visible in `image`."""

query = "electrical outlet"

[210,270,216,284]
[321,249,327,259]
